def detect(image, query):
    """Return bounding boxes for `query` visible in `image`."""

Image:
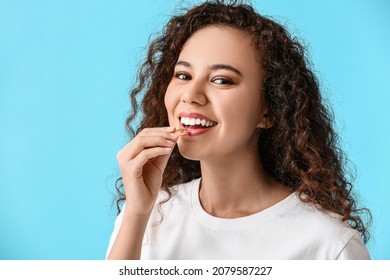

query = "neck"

[199,150,291,218]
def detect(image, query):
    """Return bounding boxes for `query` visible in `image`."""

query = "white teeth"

[180,117,216,127]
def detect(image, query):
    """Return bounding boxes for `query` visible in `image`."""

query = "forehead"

[178,25,262,69]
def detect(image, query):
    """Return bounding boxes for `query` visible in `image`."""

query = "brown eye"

[175,72,191,80]
[212,76,234,85]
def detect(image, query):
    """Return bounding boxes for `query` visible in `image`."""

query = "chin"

[177,146,201,161]
[177,142,210,161]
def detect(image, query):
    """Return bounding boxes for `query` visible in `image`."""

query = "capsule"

[174,128,187,136]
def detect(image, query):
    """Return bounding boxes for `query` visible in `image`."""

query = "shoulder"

[290,197,353,239]
[286,195,369,259]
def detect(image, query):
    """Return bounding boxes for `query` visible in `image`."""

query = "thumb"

[150,147,174,175]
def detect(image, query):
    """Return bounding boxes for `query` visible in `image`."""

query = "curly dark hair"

[115,0,371,243]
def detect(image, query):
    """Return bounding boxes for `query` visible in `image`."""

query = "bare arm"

[106,127,178,259]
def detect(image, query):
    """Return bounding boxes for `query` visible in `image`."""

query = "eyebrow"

[175,60,242,77]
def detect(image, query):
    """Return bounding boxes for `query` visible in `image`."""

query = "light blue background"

[0,0,389,259]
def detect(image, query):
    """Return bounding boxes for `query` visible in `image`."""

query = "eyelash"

[174,72,234,85]
[211,76,234,85]
[174,72,191,80]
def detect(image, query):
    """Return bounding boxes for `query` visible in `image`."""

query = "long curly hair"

[115,0,371,243]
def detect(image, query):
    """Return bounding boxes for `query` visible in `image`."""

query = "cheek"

[220,94,261,129]
[164,85,176,122]
[163,85,171,108]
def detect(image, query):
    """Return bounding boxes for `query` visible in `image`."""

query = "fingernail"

[169,133,180,140]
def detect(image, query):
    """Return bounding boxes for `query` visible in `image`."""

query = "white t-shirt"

[106,178,370,259]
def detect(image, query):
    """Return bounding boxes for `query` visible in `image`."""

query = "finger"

[140,126,176,135]
[117,130,178,162]
[137,128,179,141]
[130,147,174,175]
[117,135,177,163]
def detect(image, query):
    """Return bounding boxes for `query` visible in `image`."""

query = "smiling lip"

[178,112,218,136]
[178,112,217,122]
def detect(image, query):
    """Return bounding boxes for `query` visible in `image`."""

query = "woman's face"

[164,25,268,161]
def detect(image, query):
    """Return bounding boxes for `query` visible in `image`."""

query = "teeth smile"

[180,117,217,127]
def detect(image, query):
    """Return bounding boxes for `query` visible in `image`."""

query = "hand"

[116,127,179,216]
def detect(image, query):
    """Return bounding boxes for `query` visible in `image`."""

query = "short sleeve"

[105,203,126,259]
[336,232,370,260]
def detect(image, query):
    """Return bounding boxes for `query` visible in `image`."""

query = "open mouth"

[180,117,218,129]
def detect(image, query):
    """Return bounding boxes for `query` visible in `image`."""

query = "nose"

[180,79,207,106]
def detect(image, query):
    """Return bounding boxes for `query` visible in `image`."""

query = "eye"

[174,71,191,81]
[211,76,234,85]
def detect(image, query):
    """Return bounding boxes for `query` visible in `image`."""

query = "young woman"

[106,1,371,259]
